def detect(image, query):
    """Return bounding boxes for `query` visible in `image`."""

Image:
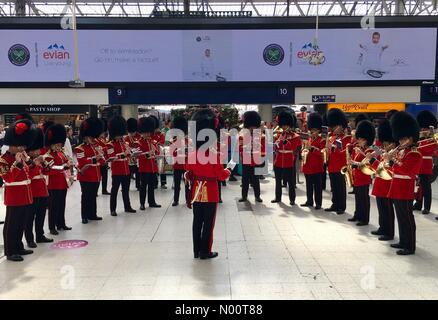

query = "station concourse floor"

[0,173,438,300]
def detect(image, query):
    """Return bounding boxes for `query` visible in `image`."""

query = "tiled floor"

[0,173,438,300]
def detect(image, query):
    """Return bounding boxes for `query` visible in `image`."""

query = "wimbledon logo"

[8,44,30,66]
[263,44,284,66]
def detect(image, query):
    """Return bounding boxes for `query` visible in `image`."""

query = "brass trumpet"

[340,146,354,188]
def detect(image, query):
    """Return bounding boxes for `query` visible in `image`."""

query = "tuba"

[340,145,354,188]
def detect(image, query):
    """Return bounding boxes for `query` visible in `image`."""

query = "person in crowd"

[171,116,190,207]
[125,118,141,190]
[150,115,167,189]
[96,119,110,195]
[107,116,136,217]
[0,119,35,261]
[44,123,72,235]
[75,117,105,224]
[185,108,231,259]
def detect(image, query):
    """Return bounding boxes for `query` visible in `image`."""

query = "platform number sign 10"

[278,87,289,96]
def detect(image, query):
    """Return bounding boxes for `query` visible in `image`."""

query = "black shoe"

[436,217,438,221]
[219,199,223,203]
[172,202,179,207]
[314,206,322,210]
[125,208,136,213]
[422,209,430,215]
[290,202,295,206]
[282,184,287,188]
[59,226,72,230]
[194,253,200,259]
[102,191,111,195]
[161,185,167,189]
[50,229,59,235]
[229,176,237,181]
[259,176,266,180]
[149,204,162,208]
[36,236,53,243]
[27,242,37,249]
[88,217,102,221]
[397,249,415,256]
[111,211,117,217]
[336,211,345,215]
[82,219,88,224]
[378,236,394,241]
[324,207,336,212]
[390,243,404,249]
[238,198,248,202]
[348,217,358,222]
[301,203,313,207]
[0,221,4,224]
[200,252,219,260]
[255,197,263,203]
[140,205,146,211]
[413,203,422,211]
[271,199,281,203]
[348,191,355,194]
[356,222,368,226]
[371,229,384,236]
[19,249,33,255]
[7,255,23,262]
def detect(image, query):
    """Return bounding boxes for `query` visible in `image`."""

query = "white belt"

[393,174,411,180]
[113,159,128,162]
[32,175,45,180]
[277,150,294,154]
[5,179,31,186]
[51,165,65,170]
[423,156,433,159]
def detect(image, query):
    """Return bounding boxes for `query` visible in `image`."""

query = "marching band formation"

[0,107,437,262]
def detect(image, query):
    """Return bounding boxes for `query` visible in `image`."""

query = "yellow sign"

[327,103,405,113]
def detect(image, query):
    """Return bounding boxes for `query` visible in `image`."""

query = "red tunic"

[387,147,423,200]
[274,131,301,168]
[185,150,231,203]
[106,139,130,176]
[327,134,352,173]
[124,134,141,166]
[417,138,437,175]
[29,163,49,198]
[95,137,109,160]
[172,136,188,171]
[302,136,325,175]
[352,146,373,187]
[75,143,104,183]
[0,152,33,206]
[370,155,391,198]
[239,133,266,167]
[44,150,70,190]
[137,137,158,173]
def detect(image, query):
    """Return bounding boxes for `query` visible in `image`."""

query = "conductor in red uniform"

[125,118,141,190]
[96,119,110,195]
[44,124,72,235]
[150,115,167,189]
[171,116,190,207]
[185,108,231,259]
[75,117,105,224]
[413,110,437,215]
[0,120,35,261]
[107,116,136,216]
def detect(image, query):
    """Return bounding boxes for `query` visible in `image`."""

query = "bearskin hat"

[327,108,348,128]
[172,116,188,134]
[307,113,323,130]
[4,120,35,147]
[149,115,160,130]
[355,120,375,146]
[385,109,399,120]
[354,113,368,127]
[79,117,103,139]
[138,116,156,134]
[191,108,219,149]
[127,118,138,133]
[243,111,261,129]
[391,111,420,142]
[277,111,294,127]
[416,110,437,129]
[41,120,55,134]
[100,118,108,133]
[44,123,66,146]
[377,119,395,144]
[27,127,44,151]
[108,116,127,140]
[15,112,34,123]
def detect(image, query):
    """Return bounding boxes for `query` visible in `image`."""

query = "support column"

[121,105,138,119]
[258,104,273,123]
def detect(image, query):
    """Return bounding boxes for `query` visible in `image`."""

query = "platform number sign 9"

[115,88,126,98]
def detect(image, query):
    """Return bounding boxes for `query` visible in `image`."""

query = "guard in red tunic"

[44,124,72,235]
[24,127,53,248]
[107,116,136,216]
[76,117,105,224]
[150,115,167,189]
[125,118,141,190]
[0,119,35,261]
[413,110,437,215]
[238,111,265,203]
[137,117,162,210]
[185,109,231,259]
[324,109,352,215]
[368,119,396,241]
[271,111,302,206]
[170,116,190,207]
[96,119,110,195]
[386,111,422,255]
[348,120,375,226]
[301,113,325,209]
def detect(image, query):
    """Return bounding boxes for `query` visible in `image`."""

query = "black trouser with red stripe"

[328,172,346,211]
[192,202,217,256]
[354,185,370,224]
[173,169,189,204]
[100,165,109,193]
[48,189,68,230]
[242,165,261,199]
[25,197,49,243]
[110,175,132,212]
[3,205,29,257]
[393,199,416,252]
[304,173,323,207]
[274,166,295,203]
[129,165,140,190]
[80,182,99,220]
[417,174,432,211]
[139,172,157,206]
[376,197,395,238]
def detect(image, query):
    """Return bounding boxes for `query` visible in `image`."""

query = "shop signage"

[327,103,405,113]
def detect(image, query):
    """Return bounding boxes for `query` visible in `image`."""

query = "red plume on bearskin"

[4,120,35,147]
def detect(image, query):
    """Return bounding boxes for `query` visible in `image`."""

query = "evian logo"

[297,42,326,66]
[43,43,70,60]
